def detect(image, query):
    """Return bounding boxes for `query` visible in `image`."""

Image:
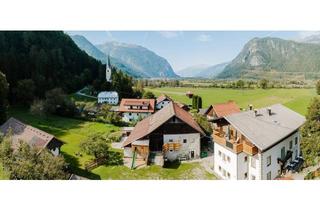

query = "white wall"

[214,143,238,180]
[260,131,300,180]
[50,147,60,157]
[163,133,200,161]
[98,96,118,104]
[122,112,151,122]
[156,100,170,110]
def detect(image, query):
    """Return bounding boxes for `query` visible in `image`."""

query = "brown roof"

[212,101,240,118]
[156,94,172,104]
[123,102,205,147]
[119,98,155,113]
[0,117,59,151]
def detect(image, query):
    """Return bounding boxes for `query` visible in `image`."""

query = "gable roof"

[123,102,204,147]
[0,117,62,151]
[212,101,240,118]
[119,98,155,113]
[224,104,306,151]
[156,94,172,104]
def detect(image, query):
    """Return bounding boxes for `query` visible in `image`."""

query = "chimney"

[249,104,253,111]
[267,107,272,116]
[254,109,258,117]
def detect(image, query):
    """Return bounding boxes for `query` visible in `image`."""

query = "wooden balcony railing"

[213,130,258,155]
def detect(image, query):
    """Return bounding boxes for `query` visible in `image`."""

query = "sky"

[67,31,314,71]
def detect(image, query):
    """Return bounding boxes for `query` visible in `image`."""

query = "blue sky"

[67,31,308,71]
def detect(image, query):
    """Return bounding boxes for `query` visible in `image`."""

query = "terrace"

[212,127,258,155]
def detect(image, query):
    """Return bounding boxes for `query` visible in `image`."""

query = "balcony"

[242,141,258,155]
[213,130,258,155]
[212,130,243,153]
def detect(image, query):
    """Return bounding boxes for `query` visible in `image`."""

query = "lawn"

[7,107,120,179]
[145,87,316,115]
[4,107,215,180]
[93,161,216,180]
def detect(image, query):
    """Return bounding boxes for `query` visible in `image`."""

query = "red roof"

[119,98,155,113]
[123,102,204,147]
[212,101,240,118]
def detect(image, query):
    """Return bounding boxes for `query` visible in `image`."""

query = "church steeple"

[106,55,112,82]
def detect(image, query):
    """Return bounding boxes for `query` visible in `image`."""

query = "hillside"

[70,35,144,78]
[96,41,178,78]
[0,31,105,99]
[217,37,320,80]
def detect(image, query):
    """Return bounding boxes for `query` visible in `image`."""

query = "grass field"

[145,87,316,115]
[93,162,216,180]
[2,107,214,180]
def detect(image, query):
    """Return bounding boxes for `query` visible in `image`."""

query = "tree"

[0,72,9,124]
[259,79,269,89]
[44,88,76,117]
[14,79,35,105]
[197,96,202,109]
[316,80,320,95]
[143,91,155,99]
[80,135,109,159]
[301,97,320,167]
[193,113,212,135]
[30,99,46,118]
[236,80,245,89]
[0,138,67,180]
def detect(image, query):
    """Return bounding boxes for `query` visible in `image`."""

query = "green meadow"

[145,87,316,115]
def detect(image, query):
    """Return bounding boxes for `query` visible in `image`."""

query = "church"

[97,56,119,105]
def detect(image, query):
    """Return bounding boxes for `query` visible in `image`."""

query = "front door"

[191,151,195,159]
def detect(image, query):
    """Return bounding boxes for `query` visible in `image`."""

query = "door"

[191,151,195,159]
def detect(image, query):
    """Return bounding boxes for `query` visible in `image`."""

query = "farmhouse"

[97,91,119,105]
[155,94,172,110]
[122,102,205,168]
[0,118,63,156]
[119,98,155,122]
[202,100,240,121]
[212,104,306,180]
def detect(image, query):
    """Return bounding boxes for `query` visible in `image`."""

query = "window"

[169,149,173,152]
[267,171,271,180]
[219,166,221,171]
[251,157,256,168]
[267,155,271,166]
[169,139,173,142]
[129,113,132,116]
[227,172,230,179]
[227,156,231,163]
[244,156,248,162]
[289,141,293,149]
[295,137,298,145]
[251,175,256,180]
[244,173,248,179]
[183,139,187,143]
[218,151,222,157]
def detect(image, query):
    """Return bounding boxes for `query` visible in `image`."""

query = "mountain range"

[217,35,320,80]
[70,35,178,78]
[177,62,229,78]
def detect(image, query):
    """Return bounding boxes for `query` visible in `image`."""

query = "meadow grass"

[145,87,316,115]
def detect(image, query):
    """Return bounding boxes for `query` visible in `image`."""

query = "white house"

[155,94,172,110]
[119,98,155,122]
[97,91,119,105]
[122,102,205,168]
[212,104,306,180]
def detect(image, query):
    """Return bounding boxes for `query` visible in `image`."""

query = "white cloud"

[196,34,211,42]
[158,31,182,39]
